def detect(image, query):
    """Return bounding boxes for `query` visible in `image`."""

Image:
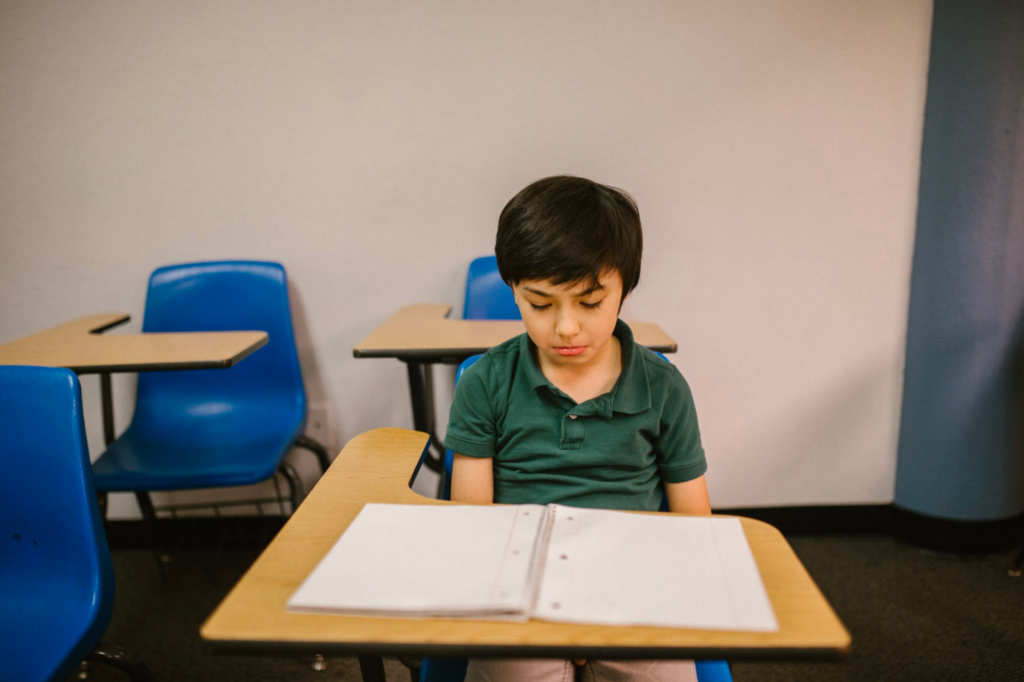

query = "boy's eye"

[529,302,551,311]
[580,300,603,310]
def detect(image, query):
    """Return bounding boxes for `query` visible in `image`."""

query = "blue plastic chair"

[0,366,153,682]
[91,261,329,531]
[421,352,732,682]
[463,255,520,320]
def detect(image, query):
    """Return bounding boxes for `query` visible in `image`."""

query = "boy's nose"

[556,311,581,339]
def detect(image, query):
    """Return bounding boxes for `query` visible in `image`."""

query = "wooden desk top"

[0,314,268,374]
[353,304,678,361]
[201,428,850,660]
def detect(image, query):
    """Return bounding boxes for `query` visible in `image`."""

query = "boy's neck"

[536,334,623,405]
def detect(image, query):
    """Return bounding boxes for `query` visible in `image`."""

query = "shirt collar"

[609,319,652,416]
[521,333,551,390]
[520,319,652,416]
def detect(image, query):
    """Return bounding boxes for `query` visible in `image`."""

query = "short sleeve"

[444,361,498,458]
[656,368,707,483]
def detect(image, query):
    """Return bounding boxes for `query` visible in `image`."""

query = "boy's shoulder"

[632,342,693,395]
[635,343,678,372]
[459,332,527,388]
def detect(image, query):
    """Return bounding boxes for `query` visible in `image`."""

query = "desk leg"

[97,372,116,518]
[358,655,387,682]
[99,368,115,444]
[100,372,116,446]
[405,362,444,475]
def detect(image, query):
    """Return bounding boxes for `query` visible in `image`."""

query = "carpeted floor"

[76,535,1023,682]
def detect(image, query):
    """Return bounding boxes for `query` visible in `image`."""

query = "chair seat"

[92,425,301,491]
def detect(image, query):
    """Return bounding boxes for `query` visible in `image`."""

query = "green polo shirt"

[445,320,706,511]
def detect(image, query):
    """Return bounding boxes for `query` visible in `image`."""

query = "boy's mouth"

[553,346,586,356]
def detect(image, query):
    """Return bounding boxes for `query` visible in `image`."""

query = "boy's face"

[512,269,624,369]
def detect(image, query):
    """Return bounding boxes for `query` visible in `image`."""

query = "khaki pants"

[464,658,698,682]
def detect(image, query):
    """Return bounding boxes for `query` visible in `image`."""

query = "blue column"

[894,0,1024,525]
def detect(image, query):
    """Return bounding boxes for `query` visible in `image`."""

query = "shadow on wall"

[288,277,333,446]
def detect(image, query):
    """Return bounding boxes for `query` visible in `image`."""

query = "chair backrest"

[131,261,307,439]
[463,256,520,320]
[0,366,114,682]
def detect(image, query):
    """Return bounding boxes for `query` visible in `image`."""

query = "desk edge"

[199,637,851,661]
[67,333,269,374]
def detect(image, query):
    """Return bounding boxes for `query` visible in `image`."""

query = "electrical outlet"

[305,402,333,452]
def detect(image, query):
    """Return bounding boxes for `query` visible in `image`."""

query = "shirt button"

[569,415,577,420]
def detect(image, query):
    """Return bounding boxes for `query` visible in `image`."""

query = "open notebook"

[288,503,778,631]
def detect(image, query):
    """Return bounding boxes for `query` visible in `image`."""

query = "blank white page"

[532,507,778,631]
[287,503,547,618]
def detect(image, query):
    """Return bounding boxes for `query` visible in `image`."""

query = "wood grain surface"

[200,428,850,659]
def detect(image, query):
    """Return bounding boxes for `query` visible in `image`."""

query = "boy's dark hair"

[495,175,642,297]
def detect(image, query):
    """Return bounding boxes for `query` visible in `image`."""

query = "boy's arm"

[450,453,494,504]
[665,475,712,515]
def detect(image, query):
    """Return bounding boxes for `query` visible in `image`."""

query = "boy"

[446,176,710,682]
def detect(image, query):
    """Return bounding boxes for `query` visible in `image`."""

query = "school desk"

[200,427,851,682]
[0,313,268,445]
[353,304,678,476]
[0,312,268,521]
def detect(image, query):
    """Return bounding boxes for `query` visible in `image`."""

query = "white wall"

[0,0,933,517]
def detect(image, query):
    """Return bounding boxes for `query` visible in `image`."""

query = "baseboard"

[716,504,896,536]
[104,516,286,550]
[720,504,1024,553]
